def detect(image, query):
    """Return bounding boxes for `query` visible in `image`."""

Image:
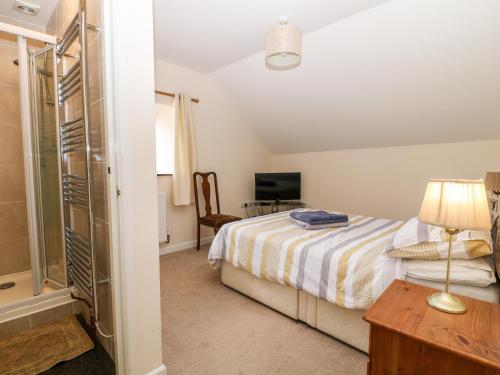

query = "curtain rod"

[155,90,200,103]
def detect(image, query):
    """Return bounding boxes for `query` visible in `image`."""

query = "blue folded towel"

[290,217,349,230]
[290,211,348,225]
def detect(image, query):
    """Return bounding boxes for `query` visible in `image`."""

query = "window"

[155,102,175,175]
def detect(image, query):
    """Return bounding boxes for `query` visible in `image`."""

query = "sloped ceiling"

[154,0,390,73]
[155,0,500,154]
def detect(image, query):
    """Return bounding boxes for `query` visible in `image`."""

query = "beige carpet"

[160,246,367,375]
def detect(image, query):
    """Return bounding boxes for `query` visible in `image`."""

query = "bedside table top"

[364,280,500,370]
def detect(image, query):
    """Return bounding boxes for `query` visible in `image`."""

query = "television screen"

[255,173,301,201]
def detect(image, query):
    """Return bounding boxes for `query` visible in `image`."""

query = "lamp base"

[427,292,467,314]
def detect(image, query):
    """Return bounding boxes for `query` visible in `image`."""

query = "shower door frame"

[0,21,59,296]
[29,44,67,290]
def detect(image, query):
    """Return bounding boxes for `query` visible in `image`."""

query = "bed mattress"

[209,210,404,310]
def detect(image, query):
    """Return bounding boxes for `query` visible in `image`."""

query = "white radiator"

[158,192,169,243]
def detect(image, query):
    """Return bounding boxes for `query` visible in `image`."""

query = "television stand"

[252,201,305,216]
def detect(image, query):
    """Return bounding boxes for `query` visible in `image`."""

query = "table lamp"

[485,172,500,213]
[485,172,500,280]
[485,172,500,194]
[418,179,491,314]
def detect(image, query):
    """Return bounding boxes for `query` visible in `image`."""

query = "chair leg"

[196,222,201,250]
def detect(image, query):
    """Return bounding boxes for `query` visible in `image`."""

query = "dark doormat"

[0,316,94,375]
[41,337,115,375]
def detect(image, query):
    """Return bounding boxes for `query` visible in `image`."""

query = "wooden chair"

[193,172,241,250]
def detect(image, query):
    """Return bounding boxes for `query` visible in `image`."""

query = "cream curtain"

[172,93,197,206]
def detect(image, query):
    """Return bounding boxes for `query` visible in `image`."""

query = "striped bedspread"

[208,210,403,310]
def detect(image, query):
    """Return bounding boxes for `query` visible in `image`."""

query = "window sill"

[157,173,173,177]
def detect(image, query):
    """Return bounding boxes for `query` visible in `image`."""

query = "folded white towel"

[289,217,349,230]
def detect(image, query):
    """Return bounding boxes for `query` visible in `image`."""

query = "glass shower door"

[30,46,66,288]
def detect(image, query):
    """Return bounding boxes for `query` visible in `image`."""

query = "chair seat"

[199,214,241,227]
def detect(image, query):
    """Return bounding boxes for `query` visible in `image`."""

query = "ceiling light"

[13,0,40,16]
[265,17,302,71]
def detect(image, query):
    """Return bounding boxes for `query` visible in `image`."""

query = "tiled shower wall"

[47,0,114,358]
[0,34,30,277]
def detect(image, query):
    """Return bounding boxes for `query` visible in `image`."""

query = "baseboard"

[159,236,214,256]
[145,363,167,375]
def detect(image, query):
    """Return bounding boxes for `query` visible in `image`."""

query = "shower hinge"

[116,187,121,197]
[87,24,101,32]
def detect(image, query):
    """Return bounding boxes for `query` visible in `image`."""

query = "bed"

[208,210,499,353]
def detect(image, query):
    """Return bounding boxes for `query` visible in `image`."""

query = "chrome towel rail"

[56,0,98,319]
[62,174,88,208]
[65,226,93,298]
[56,14,79,55]
[59,61,80,85]
[60,118,85,153]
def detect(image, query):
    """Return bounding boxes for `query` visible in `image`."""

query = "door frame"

[101,0,166,374]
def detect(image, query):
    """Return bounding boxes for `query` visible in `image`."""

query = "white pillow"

[385,217,492,260]
[402,257,497,287]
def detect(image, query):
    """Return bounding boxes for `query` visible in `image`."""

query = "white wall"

[154,59,500,242]
[155,60,271,249]
[271,140,500,220]
[106,0,165,373]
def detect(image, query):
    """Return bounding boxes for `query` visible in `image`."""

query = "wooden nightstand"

[363,280,500,375]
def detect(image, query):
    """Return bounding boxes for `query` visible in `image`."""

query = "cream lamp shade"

[418,179,491,231]
[265,20,302,70]
[485,172,500,194]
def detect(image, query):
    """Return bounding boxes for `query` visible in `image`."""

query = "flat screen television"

[255,172,301,202]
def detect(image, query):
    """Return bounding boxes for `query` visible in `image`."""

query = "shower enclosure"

[0,0,115,361]
[0,35,67,300]
[0,4,100,323]
[0,27,64,304]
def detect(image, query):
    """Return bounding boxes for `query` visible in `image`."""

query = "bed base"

[221,262,370,353]
[221,260,500,353]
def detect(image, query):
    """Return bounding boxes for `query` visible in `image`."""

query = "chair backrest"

[193,172,221,219]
